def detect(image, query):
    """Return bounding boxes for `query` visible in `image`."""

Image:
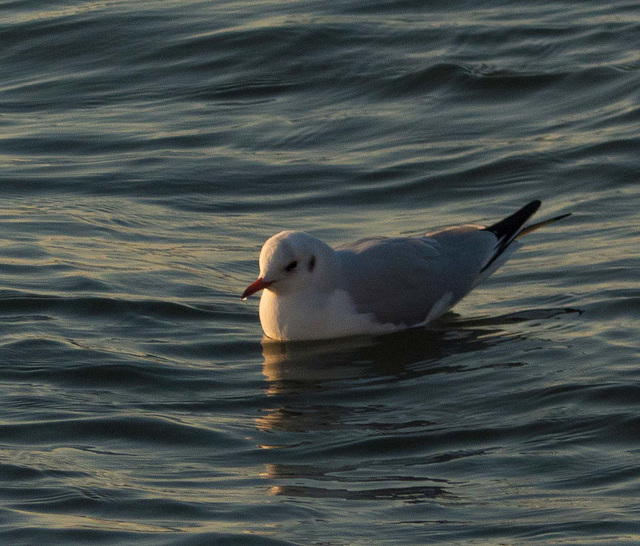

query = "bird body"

[242,201,569,341]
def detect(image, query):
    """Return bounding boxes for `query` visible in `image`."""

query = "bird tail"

[479,201,571,274]
[516,213,572,238]
[476,200,570,280]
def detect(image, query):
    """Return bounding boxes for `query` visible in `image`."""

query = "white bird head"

[241,231,336,300]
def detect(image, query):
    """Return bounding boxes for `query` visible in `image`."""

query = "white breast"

[259,288,398,341]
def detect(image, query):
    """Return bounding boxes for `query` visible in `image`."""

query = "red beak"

[241,277,272,300]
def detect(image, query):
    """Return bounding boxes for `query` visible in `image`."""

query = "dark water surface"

[1,0,639,544]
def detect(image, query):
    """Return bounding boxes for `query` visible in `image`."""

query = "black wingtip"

[481,200,542,273]
[484,200,541,240]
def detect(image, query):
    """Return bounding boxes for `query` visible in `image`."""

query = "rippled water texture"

[1,0,639,544]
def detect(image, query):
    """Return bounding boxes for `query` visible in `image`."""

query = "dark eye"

[285,260,298,272]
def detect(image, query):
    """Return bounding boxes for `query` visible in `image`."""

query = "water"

[1,0,639,543]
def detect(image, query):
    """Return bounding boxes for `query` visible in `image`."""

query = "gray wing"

[336,226,501,326]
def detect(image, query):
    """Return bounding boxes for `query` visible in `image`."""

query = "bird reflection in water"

[258,307,579,425]
[255,308,578,503]
[259,311,533,397]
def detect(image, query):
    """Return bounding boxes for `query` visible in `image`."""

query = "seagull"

[242,200,570,341]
